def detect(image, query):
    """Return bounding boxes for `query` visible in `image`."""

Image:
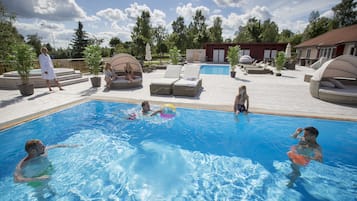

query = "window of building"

[264,50,271,59]
[306,49,311,58]
[240,49,250,56]
[350,47,357,56]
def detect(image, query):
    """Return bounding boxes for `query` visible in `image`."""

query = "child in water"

[14,139,79,183]
[127,101,162,120]
[234,85,249,114]
[286,127,323,187]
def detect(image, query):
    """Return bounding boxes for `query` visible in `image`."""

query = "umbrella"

[145,43,152,61]
[285,43,291,59]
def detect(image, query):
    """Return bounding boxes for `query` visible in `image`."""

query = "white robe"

[39,53,56,80]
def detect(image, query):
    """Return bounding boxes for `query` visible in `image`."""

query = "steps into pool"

[0,68,89,89]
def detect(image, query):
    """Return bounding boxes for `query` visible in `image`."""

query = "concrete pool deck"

[1,65,356,130]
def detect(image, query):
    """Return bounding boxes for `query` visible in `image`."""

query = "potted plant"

[83,45,102,87]
[5,43,36,96]
[275,51,286,76]
[169,46,181,65]
[226,45,240,78]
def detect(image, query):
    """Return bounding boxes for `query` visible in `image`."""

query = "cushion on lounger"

[328,78,345,89]
[320,81,335,88]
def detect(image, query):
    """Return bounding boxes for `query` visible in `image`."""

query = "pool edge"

[90,96,357,122]
[1,97,355,131]
[0,98,90,131]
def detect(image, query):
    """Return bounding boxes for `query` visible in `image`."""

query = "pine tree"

[70,21,89,58]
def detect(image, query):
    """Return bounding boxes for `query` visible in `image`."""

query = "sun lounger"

[150,65,182,95]
[173,65,202,97]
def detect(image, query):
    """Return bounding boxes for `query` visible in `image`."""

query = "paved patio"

[1,65,356,130]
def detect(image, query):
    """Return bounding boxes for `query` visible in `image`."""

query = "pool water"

[0,101,356,200]
[200,65,229,75]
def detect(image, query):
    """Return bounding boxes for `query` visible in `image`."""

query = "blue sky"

[3,0,340,48]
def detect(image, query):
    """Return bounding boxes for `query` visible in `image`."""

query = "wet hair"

[141,101,149,107]
[104,62,111,70]
[304,127,319,137]
[25,139,41,153]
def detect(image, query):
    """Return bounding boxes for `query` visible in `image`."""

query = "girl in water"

[234,85,249,114]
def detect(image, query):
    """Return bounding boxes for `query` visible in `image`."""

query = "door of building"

[213,49,225,63]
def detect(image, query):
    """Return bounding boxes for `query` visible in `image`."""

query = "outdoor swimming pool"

[200,64,229,75]
[0,100,356,200]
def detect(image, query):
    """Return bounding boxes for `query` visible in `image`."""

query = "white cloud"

[320,10,334,19]
[96,8,127,22]
[2,0,94,21]
[176,3,210,23]
[125,2,151,20]
[213,0,247,7]
[14,20,73,48]
[245,6,272,21]
[151,9,167,27]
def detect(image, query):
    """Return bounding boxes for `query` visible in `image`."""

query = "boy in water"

[287,127,323,187]
[127,101,162,120]
[141,101,162,116]
[14,139,78,183]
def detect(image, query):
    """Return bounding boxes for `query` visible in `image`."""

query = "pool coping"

[1,96,356,131]
[91,97,357,121]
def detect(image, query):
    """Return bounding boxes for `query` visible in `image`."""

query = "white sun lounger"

[173,64,202,97]
[150,65,182,95]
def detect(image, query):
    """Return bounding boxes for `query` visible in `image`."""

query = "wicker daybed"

[109,53,143,89]
[309,55,357,105]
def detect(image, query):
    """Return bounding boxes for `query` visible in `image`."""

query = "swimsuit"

[236,104,246,112]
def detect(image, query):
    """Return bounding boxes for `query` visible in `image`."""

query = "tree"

[309,10,320,23]
[332,0,357,27]
[26,34,42,55]
[169,46,180,65]
[170,16,187,52]
[226,45,240,72]
[302,17,333,41]
[70,21,89,58]
[88,36,103,46]
[83,45,102,76]
[131,11,152,62]
[278,29,294,43]
[246,18,262,42]
[234,26,251,42]
[153,25,167,64]
[209,17,223,42]
[0,2,23,62]
[109,37,121,48]
[187,10,209,48]
[261,19,279,42]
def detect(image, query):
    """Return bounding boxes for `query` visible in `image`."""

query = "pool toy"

[287,148,310,166]
[160,104,176,119]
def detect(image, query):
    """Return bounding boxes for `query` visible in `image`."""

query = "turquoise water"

[0,100,356,200]
[200,65,229,75]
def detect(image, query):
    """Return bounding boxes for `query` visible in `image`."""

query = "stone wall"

[186,49,206,63]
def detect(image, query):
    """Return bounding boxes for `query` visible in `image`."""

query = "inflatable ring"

[160,104,176,119]
[287,151,310,166]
